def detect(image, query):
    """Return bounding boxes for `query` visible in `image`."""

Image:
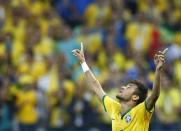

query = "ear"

[132,95,139,102]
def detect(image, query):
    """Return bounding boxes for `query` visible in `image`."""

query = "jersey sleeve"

[136,101,154,120]
[102,95,120,117]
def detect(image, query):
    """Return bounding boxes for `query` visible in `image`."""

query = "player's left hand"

[154,48,168,71]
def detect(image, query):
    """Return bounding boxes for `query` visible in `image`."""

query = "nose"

[120,86,126,91]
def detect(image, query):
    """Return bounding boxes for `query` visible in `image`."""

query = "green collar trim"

[102,95,107,112]
[121,108,132,119]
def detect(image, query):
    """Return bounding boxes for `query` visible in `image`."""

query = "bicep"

[94,86,106,100]
[145,95,158,111]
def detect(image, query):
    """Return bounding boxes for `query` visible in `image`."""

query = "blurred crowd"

[0,0,181,131]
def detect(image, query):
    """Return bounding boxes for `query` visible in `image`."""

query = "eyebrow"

[127,83,137,88]
[127,83,134,86]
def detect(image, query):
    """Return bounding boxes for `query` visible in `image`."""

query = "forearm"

[72,44,106,99]
[146,48,167,110]
[82,62,106,99]
[152,69,161,99]
[146,69,161,110]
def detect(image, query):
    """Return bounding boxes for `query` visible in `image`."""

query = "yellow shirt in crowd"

[102,95,153,131]
[16,90,38,124]
[157,87,181,123]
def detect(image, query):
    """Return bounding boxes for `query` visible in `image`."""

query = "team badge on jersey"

[125,115,132,123]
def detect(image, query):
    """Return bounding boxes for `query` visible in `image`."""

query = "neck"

[120,100,136,115]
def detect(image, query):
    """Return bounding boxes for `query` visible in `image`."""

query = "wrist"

[81,62,89,73]
[80,59,85,64]
[156,67,162,73]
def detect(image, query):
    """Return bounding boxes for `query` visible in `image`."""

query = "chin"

[116,94,123,101]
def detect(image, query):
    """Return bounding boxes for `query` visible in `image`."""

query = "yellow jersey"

[102,95,154,131]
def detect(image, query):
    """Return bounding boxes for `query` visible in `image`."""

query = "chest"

[111,110,143,131]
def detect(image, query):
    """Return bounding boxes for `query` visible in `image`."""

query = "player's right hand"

[72,42,85,63]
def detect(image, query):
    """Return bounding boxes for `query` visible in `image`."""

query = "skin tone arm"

[72,43,106,100]
[146,48,168,111]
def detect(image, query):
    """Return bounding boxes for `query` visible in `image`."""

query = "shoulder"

[102,95,120,112]
[137,101,154,111]
[133,101,154,120]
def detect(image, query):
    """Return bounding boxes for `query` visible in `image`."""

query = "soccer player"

[72,43,168,131]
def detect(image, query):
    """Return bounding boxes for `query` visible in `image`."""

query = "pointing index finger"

[162,48,168,54]
[81,42,84,52]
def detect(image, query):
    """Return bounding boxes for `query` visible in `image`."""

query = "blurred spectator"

[15,75,38,131]
[156,74,181,131]
[47,87,70,131]
[0,6,5,30]
[52,0,94,27]
[56,25,80,67]
[0,80,13,131]
[84,0,112,28]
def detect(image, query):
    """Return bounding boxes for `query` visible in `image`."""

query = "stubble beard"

[116,94,125,101]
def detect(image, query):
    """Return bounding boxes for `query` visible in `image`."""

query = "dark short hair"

[129,80,148,104]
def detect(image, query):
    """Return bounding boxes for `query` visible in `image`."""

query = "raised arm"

[72,43,106,99]
[146,48,168,111]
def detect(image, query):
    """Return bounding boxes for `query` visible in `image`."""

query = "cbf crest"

[125,115,132,123]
